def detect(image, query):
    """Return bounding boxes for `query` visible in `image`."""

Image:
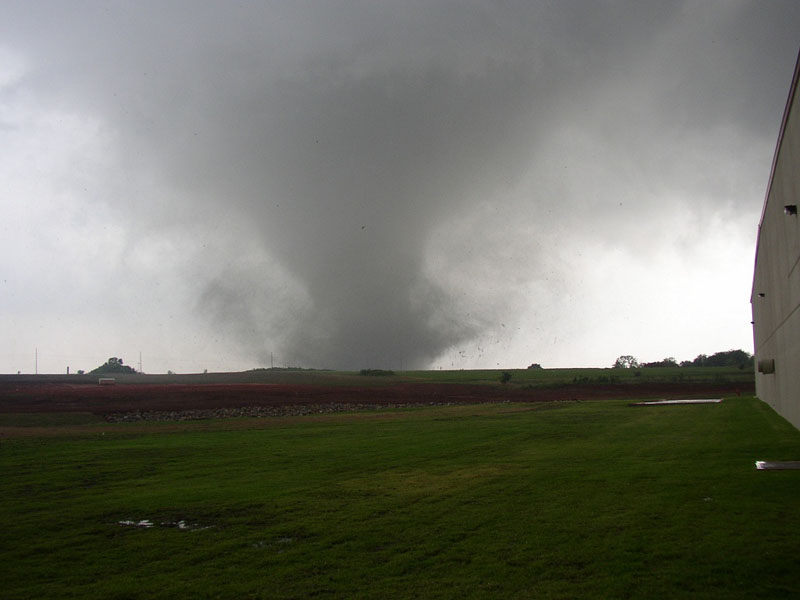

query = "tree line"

[613,349,753,370]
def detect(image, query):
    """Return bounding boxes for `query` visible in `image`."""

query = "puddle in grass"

[119,519,154,528]
[118,519,213,531]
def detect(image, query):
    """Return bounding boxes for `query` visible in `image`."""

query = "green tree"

[642,357,678,368]
[613,355,639,369]
[90,357,137,375]
[690,350,753,369]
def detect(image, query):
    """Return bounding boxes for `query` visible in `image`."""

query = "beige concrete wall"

[752,51,800,429]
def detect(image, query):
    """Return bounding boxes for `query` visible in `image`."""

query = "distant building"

[752,49,800,429]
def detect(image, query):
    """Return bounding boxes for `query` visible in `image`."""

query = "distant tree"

[527,363,543,370]
[689,350,753,369]
[641,357,679,368]
[77,369,85,375]
[613,355,639,369]
[359,369,395,376]
[90,357,137,375]
[500,371,512,384]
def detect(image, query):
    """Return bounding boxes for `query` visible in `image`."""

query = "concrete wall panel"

[752,50,800,429]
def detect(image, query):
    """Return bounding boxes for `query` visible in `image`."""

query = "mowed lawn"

[2,397,800,599]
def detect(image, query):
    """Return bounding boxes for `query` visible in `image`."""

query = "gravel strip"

[103,401,486,422]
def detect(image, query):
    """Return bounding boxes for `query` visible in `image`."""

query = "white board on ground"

[633,399,723,406]
[755,461,800,470]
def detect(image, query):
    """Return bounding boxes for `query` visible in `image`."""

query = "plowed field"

[0,380,752,419]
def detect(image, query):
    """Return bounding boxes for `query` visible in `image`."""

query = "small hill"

[90,357,138,375]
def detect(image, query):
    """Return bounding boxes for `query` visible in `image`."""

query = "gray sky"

[1,1,798,374]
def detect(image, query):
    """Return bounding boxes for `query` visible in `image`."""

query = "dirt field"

[0,380,752,420]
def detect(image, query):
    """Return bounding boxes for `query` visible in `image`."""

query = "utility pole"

[35,348,38,375]
[271,352,274,369]
[138,351,143,374]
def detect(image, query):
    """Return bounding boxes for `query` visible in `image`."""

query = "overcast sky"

[1,1,798,374]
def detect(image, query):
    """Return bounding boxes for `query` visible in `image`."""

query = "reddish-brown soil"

[0,381,752,417]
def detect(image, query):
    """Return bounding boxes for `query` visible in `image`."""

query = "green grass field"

[2,396,798,598]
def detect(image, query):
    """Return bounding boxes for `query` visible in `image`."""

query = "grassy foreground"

[2,397,799,598]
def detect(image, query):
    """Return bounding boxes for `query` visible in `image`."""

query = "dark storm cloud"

[2,1,799,369]
[5,1,560,368]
